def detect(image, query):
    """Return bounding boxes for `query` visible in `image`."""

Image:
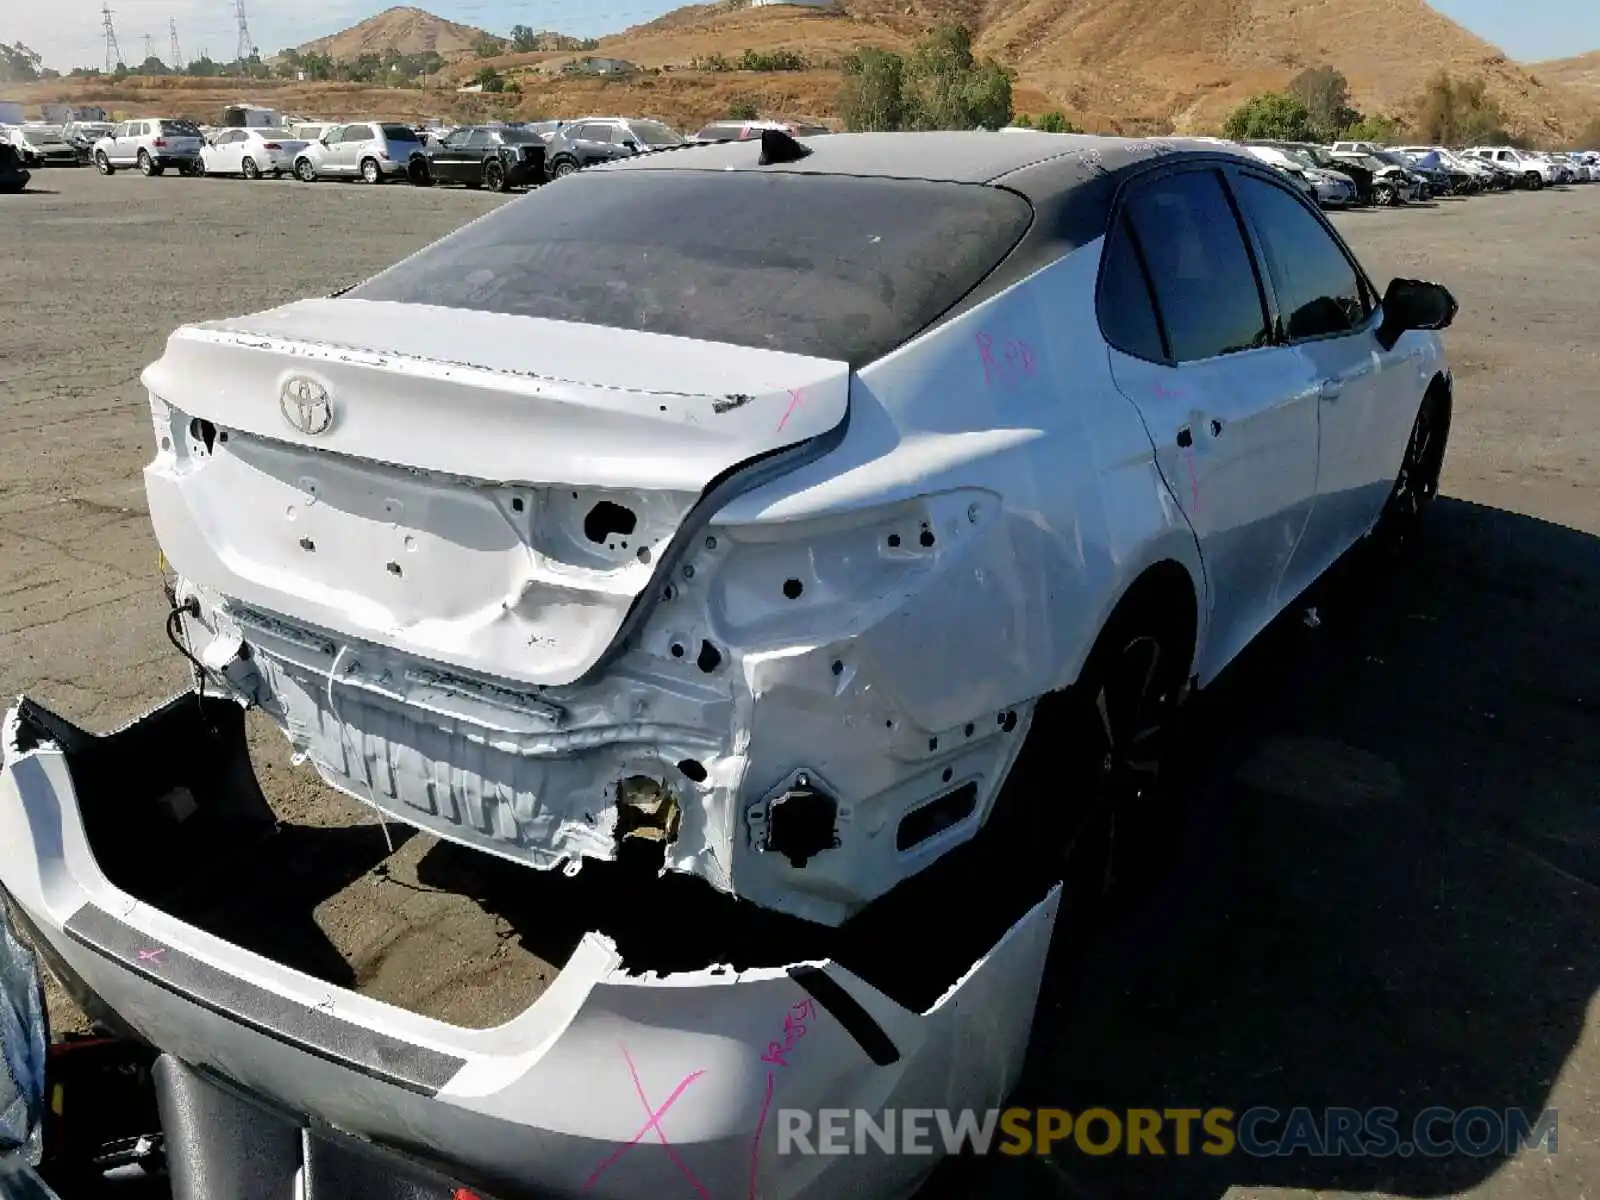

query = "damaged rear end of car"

[138,161,1049,928]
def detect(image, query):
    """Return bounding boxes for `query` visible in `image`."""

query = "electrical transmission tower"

[170,18,182,68]
[143,33,155,62]
[101,2,124,72]
[234,0,254,62]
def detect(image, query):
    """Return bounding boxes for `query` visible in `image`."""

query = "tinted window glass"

[1123,169,1268,362]
[1235,174,1369,341]
[1096,212,1165,362]
[574,123,610,141]
[160,120,201,136]
[466,130,493,150]
[695,124,739,140]
[347,170,1033,367]
[381,124,418,142]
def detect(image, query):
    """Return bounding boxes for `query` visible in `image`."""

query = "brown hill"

[1534,51,1600,99]
[584,0,1594,139]
[289,6,500,60]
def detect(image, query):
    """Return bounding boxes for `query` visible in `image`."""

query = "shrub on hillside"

[1222,93,1315,141]
[838,24,1011,132]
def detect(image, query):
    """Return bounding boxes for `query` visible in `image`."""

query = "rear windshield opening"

[159,120,201,136]
[345,169,1034,366]
[381,124,420,142]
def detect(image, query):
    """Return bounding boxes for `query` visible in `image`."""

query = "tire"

[550,158,578,179]
[137,149,160,177]
[95,151,113,175]
[484,159,507,192]
[1375,385,1451,550]
[994,585,1195,939]
[360,157,382,184]
[406,157,432,186]
[241,156,260,180]
[294,158,316,183]
[184,159,202,177]
[1526,173,1543,191]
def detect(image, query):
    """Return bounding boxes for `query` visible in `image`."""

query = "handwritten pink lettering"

[137,947,167,965]
[748,996,820,1197]
[976,332,1038,388]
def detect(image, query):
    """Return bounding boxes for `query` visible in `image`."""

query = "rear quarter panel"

[714,238,1208,725]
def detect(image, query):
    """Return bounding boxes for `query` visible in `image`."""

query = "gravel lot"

[1,168,1596,1199]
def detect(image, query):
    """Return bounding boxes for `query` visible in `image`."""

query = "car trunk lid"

[140,297,850,687]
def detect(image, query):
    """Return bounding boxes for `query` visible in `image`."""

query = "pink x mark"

[137,947,167,965]
[582,1045,712,1198]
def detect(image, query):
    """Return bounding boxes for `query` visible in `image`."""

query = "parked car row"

[1234,138,1597,208]
[6,111,843,192]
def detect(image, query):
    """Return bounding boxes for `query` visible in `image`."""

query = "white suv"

[291,121,425,184]
[1463,146,1558,189]
[92,118,204,176]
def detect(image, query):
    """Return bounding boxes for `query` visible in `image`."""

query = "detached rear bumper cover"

[0,693,1059,1200]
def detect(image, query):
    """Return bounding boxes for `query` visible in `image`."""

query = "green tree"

[1287,66,1358,141]
[0,41,43,82]
[473,34,505,59]
[1011,112,1033,127]
[185,56,220,77]
[298,51,333,80]
[727,95,759,120]
[1416,70,1509,145]
[838,47,906,131]
[474,66,505,93]
[1339,112,1406,143]
[509,24,541,52]
[1037,110,1079,133]
[901,23,1012,130]
[1222,93,1315,141]
[139,55,169,75]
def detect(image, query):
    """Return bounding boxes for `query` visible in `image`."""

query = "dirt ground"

[1,167,1597,1199]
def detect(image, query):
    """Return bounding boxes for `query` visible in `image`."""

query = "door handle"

[1319,380,1343,401]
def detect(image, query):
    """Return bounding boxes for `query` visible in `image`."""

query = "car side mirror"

[1376,278,1458,351]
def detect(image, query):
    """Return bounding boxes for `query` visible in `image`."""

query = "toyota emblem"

[280,377,333,436]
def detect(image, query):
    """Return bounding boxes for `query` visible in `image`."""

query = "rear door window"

[1121,168,1270,363]
[1096,211,1167,362]
[346,170,1034,367]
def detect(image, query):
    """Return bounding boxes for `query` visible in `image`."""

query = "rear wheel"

[294,158,316,183]
[550,158,578,179]
[241,156,260,180]
[94,151,113,175]
[360,157,382,184]
[484,159,507,192]
[137,149,160,177]
[1526,172,1543,191]
[996,587,1195,943]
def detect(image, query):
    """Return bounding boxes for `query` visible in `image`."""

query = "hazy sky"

[12,0,1599,76]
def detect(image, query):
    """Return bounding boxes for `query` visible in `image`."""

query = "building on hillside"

[559,56,638,76]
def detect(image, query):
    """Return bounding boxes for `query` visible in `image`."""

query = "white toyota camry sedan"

[1,130,1456,1200]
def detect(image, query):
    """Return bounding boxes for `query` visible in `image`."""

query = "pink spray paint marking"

[1152,382,1186,400]
[1183,447,1201,516]
[137,948,167,965]
[775,387,804,434]
[582,1045,712,1198]
[747,997,820,1198]
[976,332,1038,389]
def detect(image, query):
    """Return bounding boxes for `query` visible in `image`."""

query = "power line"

[170,18,183,67]
[102,2,124,72]
[234,0,254,62]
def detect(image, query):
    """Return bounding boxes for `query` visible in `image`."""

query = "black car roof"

[598,130,1244,201]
